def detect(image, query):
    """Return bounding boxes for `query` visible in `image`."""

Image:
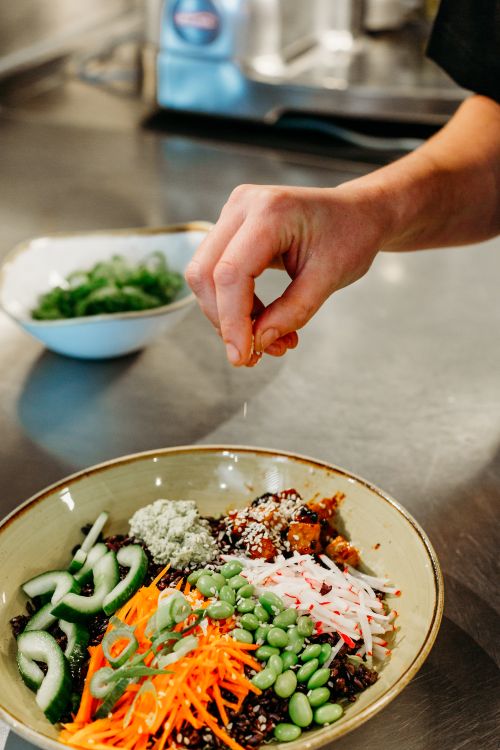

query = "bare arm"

[186,95,500,367]
[358,95,500,251]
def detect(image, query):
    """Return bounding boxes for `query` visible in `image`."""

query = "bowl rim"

[0,222,213,326]
[0,444,444,750]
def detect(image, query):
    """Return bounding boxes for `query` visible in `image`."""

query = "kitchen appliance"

[145,0,465,126]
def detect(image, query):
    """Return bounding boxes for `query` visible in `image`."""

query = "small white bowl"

[0,223,211,359]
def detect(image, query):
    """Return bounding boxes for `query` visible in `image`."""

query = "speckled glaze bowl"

[0,223,211,359]
[0,446,443,750]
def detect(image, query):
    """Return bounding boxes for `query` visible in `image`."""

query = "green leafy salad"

[32,253,184,320]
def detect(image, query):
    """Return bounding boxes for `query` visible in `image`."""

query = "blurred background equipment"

[147,0,465,125]
[0,0,140,79]
[0,0,465,150]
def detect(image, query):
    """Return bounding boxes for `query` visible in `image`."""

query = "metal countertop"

[0,84,498,750]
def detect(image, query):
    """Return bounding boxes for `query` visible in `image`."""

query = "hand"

[185,182,386,366]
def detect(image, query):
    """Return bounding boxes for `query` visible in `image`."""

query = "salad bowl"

[0,446,443,750]
[0,223,211,359]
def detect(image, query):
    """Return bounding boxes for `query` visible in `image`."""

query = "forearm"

[346,96,500,251]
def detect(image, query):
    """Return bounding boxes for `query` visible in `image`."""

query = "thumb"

[253,260,336,352]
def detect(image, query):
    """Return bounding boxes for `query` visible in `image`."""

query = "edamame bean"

[251,667,277,690]
[255,624,272,644]
[219,585,236,605]
[268,654,284,675]
[300,644,322,662]
[318,643,332,666]
[281,652,298,670]
[210,573,226,591]
[196,574,218,598]
[259,592,285,616]
[193,567,214,578]
[297,658,319,683]
[274,670,297,698]
[231,628,253,644]
[297,615,315,637]
[285,627,304,654]
[237,598,256,614]
[307,668,330,690]
[288,693,313,728]
[307,687,331,707]
[254,604,270,623]
[187,570,203,585]
[313,703,343,725]
[240,613,259,631]
[267,627,289,649]
[206,601,235,620]
[255,645,280,661]
[273,609,297,628]
[229,575,247,590]
[221,561,243,579]
[274,724,302,742]
[238,584,255,598]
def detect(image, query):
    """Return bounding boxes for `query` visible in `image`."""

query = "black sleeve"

[427,0,500,103]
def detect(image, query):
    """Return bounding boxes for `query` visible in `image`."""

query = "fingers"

[185,205,244,330]
[186,184,309,366]
[214,255,255,365]
[243,298,296,366]
[214,219,284,365]
[252,256,335,353]
[263,331,299,358]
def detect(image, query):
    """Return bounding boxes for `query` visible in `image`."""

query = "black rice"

[9,510,384,748]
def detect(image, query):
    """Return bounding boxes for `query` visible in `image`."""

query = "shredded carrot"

[60,575,261,750]
[72,646,105,724]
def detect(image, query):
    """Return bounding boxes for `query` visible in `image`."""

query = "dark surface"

[427,0,500,103]
[0,81,499,749]
[143,109,441,166]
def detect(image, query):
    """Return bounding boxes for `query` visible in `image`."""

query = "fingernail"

[259,328,279,352]
[226,342,241,365]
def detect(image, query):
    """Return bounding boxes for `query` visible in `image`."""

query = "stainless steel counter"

[0,84,499,750]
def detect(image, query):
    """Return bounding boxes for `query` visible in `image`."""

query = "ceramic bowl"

[0,223,211,359]
[0,446,443,750]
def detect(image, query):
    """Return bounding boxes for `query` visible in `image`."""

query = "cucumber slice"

[68,548,87,574]
[59,621,90,675]
[17,631,71,723]
[22,571,79,604]
[51,552,119,622]
[25,602,58,632]
[68,513,109,578]
[81,511,109,554]
[73,543,108,585]
[16,651,44,692]
[102,545,148,616]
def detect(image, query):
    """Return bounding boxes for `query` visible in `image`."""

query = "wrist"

[331,175,400,252]
[358,159,443,252]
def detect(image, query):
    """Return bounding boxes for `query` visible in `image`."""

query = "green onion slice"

[102,628,138,668]
[123,680,158,729]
